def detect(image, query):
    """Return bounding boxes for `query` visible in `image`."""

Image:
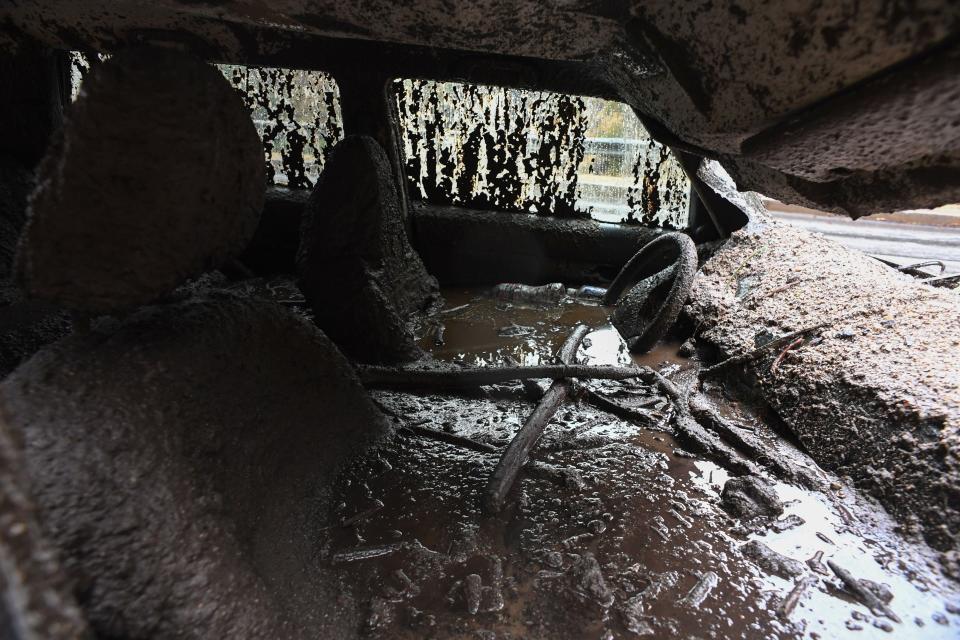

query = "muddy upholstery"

[0,410,89,639]
[298,135,440,363]
[0,297,391,639]
[15,48,264,314]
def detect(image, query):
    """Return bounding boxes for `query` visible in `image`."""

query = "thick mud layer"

[685,222,960,568]
[324,289,960,639]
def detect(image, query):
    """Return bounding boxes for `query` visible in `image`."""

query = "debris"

[358,363,644,389]
[721,475,784,519]
[483,325,590,513]
[741,540,804,579]
[492,282,566,304]
[807,550,830,575]
[680,571,719,607]
[582,388,659,425]
[777,576,816,620]
[340,499,385,527]
[497,323,536,337]
[332,543,405,565]
[465,574,483,614]
[771,514,806,533]
[571,553,615,608]
[700,321,832,378]
[525,461,586,491]
[771,336,804,373]
[571,285,607,302]
[827,560,901,623]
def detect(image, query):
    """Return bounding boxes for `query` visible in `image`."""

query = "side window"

[69,53,343,190]
[219,66,342,189]
[393,79,690,228]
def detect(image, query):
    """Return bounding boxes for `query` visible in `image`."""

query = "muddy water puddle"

[326,288,959,638]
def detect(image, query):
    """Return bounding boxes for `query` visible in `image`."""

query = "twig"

[583,388,658,425]
[403,423,498,454]
[402,423,582,489]
[827,560,900,623]
[482,325,590,514]
[439,303,470,315]
[359,363,641,389]
[770,336,804,373]
[777,576,816,619]
[699,322,830,378]
[699,305,890,378]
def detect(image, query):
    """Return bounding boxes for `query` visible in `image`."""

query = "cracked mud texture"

[0,296,391,639]
[686,222,960,571]
[16,47,264,313]
[298,135,440,363]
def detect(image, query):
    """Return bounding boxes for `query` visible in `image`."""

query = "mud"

[17,47,264,313]
[7,2,960,216]
[0,396,89,639]
[322,288,960,639]
[686,221,960,572]
[298,135,441,363]
[0,296,392,639]
[394,79,690,226]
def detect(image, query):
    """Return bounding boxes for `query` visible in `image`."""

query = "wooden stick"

[402,424,582,488]
[699,322,828,378]
[827,560,901,623]
[777,576,816,619]
[358,363,641,389]
[482,325,590,514]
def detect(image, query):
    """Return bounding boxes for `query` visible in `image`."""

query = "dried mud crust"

[0,296,391,639]
[685,222,960,567]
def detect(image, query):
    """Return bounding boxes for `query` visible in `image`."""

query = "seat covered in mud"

[0,297,391,638]
[297,135,440,364]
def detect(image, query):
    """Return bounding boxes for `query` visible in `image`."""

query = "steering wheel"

[602,232,698,353]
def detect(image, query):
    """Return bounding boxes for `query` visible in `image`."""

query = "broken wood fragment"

[582,388,659,425]
[482,325,590,514]
[827,559,901,623]
[680,571,719,607]
[777,576,816,619]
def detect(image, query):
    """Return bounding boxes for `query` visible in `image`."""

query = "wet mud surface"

[322,289,960,639]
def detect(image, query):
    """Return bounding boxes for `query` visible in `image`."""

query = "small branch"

[403,423,498,454]
[699,322,829,378]
[770,336,804,373]
[401,423,582,489]
[583,388,658,425]
[359,363,641,389]
[827,560,901,623]
[482,325,590,514]
[777,576,816,620]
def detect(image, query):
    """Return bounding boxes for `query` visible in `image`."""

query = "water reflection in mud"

[329,288,959,639]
